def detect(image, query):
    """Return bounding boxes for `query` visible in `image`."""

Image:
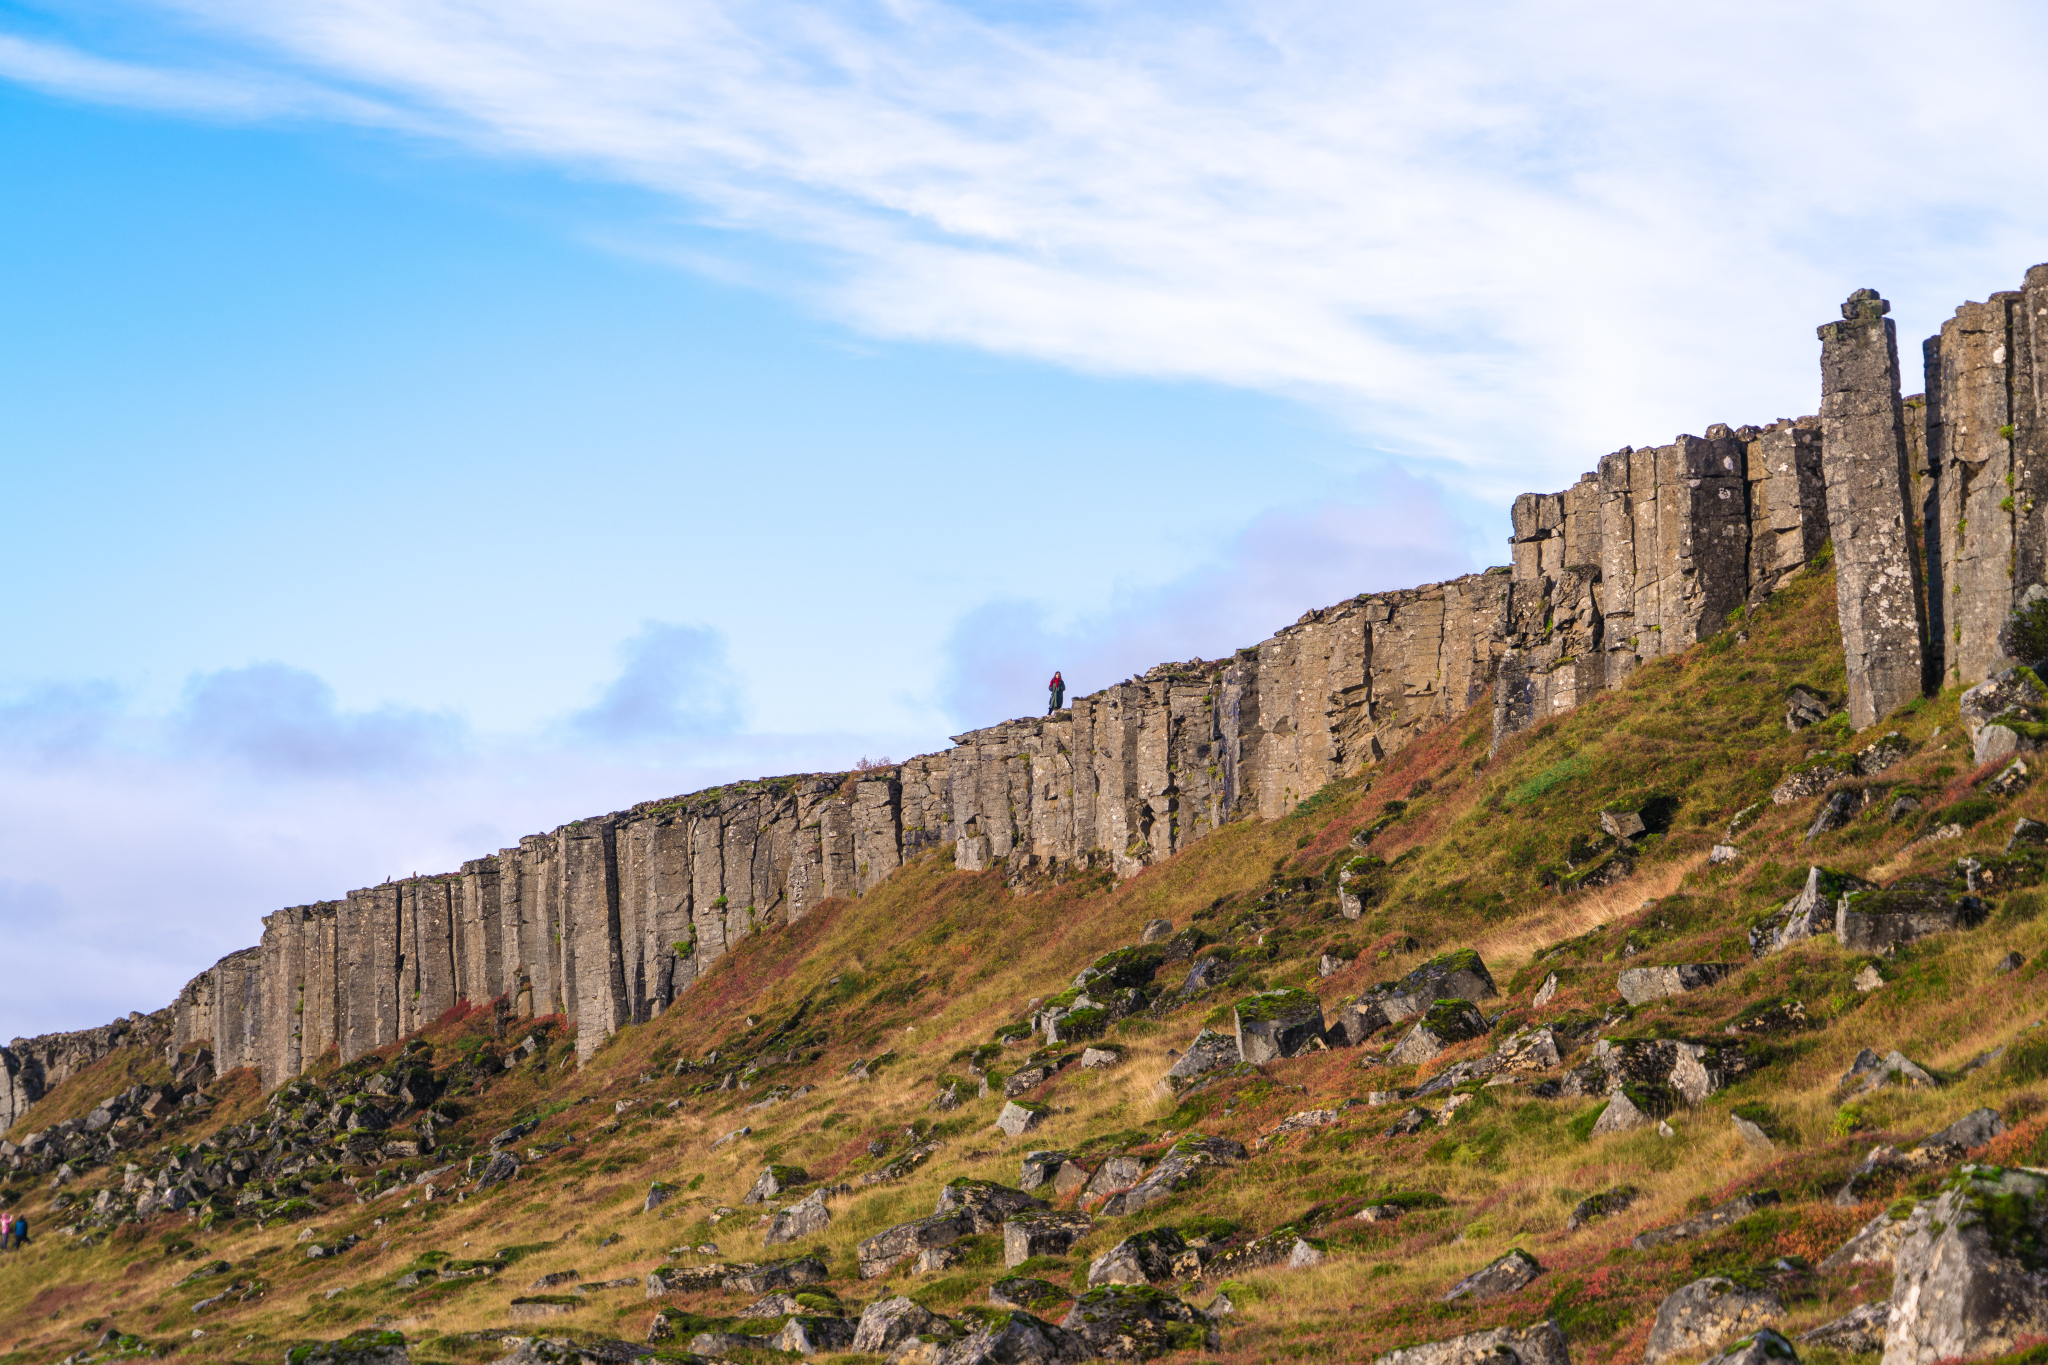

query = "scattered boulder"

[1005,1212,1094,1267]
[996,1101,1050,1138]
[1922,1107,2008,1156]
[1442,1249,1541,1302]
[1164,1030,1240,1084]
[1589,1089,1651,1137]
[1019,1151,1073,1191]
[1699,1329,1799,1365]
[1233,988,1328,1063]
[1884,1166,2048,1365]
[471,1153,518,1193]
[1616,964,1733,1006]
[1800,1304,1886,1354]
[1388,1000,1489,1065]
[1710,845,1743,866]
[1839,1048,1937,1094]
[2013,818,2048,850]
[1963,667,2048,765]
[1140,919,1174,944]
[1080,1048,1122,1070]
[956,1309,1093,1363]
[1857,732,1913,775]
[1891,796,1923,823]
[725,1254,830,1296]
[1633,1191,1782,1251]
[1601,810,1648,841]
[775,1316,855,1355]
[288,1331,410,1365]
[1854,964,1885,992]
[1731,1114,1775,1154]
[1385,1108,1431,1137]
[744,1165,807,1205]
[858,1214,970,1279]
[1772,758,1851,806]
[851,1296,956,1357]
[763,1189,831,1246]
[1806,788,1868,841]
[1785,687,1833,731]
[1533,974,1560,1008]
[2001,951,2028,973]
[1371,1320,1571,1365]
[1643,1276,1785,1365]
[1837,881,1989,952]
[1060,1284,1217,1359]
[1089,1228,1190,1285]
[1097,1134,1245,1216]
[915,1245,962,1274]
[1565,1187,1638,1232]
[935,1178,1048,1234]
[1750,868,1874,956]
[1086,1155,1147,1194]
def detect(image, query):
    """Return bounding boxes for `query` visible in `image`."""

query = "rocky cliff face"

[18,268,2048,1131]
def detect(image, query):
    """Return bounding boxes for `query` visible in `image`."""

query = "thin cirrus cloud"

[940,465,1478,726]
[10,2,2048,494]
[172,662,469,778]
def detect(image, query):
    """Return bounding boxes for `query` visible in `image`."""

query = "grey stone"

[1882,1166,2048,1365]
[990,1278,1065,1312]
[1633,1191,1783,1250]
[1751,867,1874,956]
[1004,1212,1093,1267]
[1800,1304,1887,1354]
[950,1310,1092,1364]
[1442,1249,1541,1302]
[851,1296,953,1355]
[1590,1089,1650,1137]
[914,1245,962,1274]
[2000,951,2027,973]
[1700,1329,1799,1365]
[1710,845,1743,866]
[1233,988,1327,1064]
[1533,974,1559,1008]
[1371,1320,1572,1365]
[763,1189,831,1246]
[935,1179,1048,1234]
[1616,964,1733,1006]
[1059,1284,1215,1359]
[1088,1228,1188,1286]
[471,1152,518,1193]
[1644,1276,1785,1365]
[1018,1151,1072,1191]
[2012,818,2048,851]
[775,1316,855,1355]
[1565,1187,1638,1232]
[1816,290,1926,730]
[1837,883,1989,952]
[1922,1107,2007,1155]
[996,1102,1048,1138]
[1601,810,1648,841]
[1096,1134,1244,1217]
[1786,687,1834,731]
[1079,1048,1122,1070]
[1732,1114,1775,1153]
[1855,964,1885,992]
[858,1215,970,1279]
[1139,919,1173,944]
[1164,1030,1239,1083]
[724,1254,829,1296]
[1086,1156,1146,1195]
[1891,796,1923,823]
[1806,788,1867,841]
[1389,1000,1489,1066]
[1820,1204,1924,1272]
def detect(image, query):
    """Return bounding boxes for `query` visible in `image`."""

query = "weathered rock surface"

[1164,1030,1239,1085]
[1372,1320,1572,1365]
[1882,1165,2048,1365]
[1088,1228,1189,1286]
[1442,1249,1541,1302]
[947,1310,1092,1364]
[1700,1329,1799,1365]
[1059,1285,1216,1360]
[763,1188,831,1246]
[1389,1000,1489,1065]
[1644,1276,1785,1365]
[1800,1304,1887,1354]
[936,1179,1048,1234]
[1005,1213,1094,1267]
[1750,868,1874,956]
[1096,1134,1245,1216]
[1233,989,1327,1063]
[852,1296,955,1356]
[996,1102,1049,1138]
[858,1214,970,1279]
[1616,964,1733,1006]
[1565,1186,1638,1232]
[1634,1191,1782,1251]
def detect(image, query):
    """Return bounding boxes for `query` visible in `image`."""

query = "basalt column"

[1818,289,1928,728]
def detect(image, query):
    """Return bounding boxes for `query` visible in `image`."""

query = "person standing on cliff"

[1047,671,1065,714]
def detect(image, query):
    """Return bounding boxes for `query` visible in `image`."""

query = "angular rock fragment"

[935,1178,1048,1234]
[1837,882,1989,952]
[1601,810,1648,841]
[1371,1320,1571,1365]
[1820,1204,1924,1272]
[1080,1048,1122,1070]
[958,1310,1093,1364]
[1096,1134,1244,1216]
[1590,1089,1651,1137]
[1633,1191,1781,1251]
[1442,1249,1541,1302]
[1233,988,1327,1063]
[996,1101,1049,1138]
[775,1316,855,1355]
[725,1254,829,1295]
[1644,1276,1785,1365]
[1700,1329,1799,1365]
[991,1277,1067,1312]
[1385,1108,1430,1137]
[852,1297,958,1356]
[859,1215,969,1279]
[1785,687,1833,731]
[1088,1228,1189,1286]
[1140,919,1174,944]
[1019,1151,1072,1191]
[1883,1166,2048,1365]
[1616,964,1733,1006]
[1565,1186,1637,1232]
[1086,1155,1146,1194]
[1799,1305,1886,1354]
[1005,1212,1094,1267]
[1806,789,1867,841]
[763,1189,831,1246]
[1389,1000,1489,1065]
[1164,1030,1239,1084]
[1060,1284,1216,1359]
[1750,868,1874,956]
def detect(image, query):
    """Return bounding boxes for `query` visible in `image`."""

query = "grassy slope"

[7,559,2048,1365]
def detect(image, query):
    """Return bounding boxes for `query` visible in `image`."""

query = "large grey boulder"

[1004,1212,1094,1267]
[744,1164,806,1204]
[1442,1249,1541,1302]
[1233,988,1327,1063]
[1346,950,1500,1040]
[851,1295,955,1355]
[1018,1150,1072,1191]
[775,1316,856,1354]
[1059,1284,1216,1359]
[1087,1228,1189,1286]
[763,1188,831,1246]
[1617,964,1733,1006]
[1644,1276,1785,1365]
[945,1310,1092,1364]
[1750,868,1874,956]
[1372,1320,1571,1365]
[935,1179,1048,1234]
[1882,1166,2048,1365]
[1389,999,1489,1066]
[1096,1134,1245,1216]
[1838,882,1990,952]
[996,1101,1049,1138]
[858,1213,970,1279]
[1963,668,2048,765]
[1164,1030,1239,1083]
[725,1254,829,1295]
[1821,1203,1925,1272]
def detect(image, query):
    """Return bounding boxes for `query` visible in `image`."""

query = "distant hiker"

[0,1211,11,1249]
[11,1212,26,1248]
[1047,671,1066,714]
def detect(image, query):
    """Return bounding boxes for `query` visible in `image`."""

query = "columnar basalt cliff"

[16,268,2048,1132]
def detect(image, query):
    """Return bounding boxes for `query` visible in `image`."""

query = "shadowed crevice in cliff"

[939,467,1479,727]
[567,620,745,745]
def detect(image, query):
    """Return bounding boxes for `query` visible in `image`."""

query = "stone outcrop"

[1615,964,1732,1006]
[1883,1166,2048,1365]
[1373,1321,1572,1365]
[1645,1277,1784,1365]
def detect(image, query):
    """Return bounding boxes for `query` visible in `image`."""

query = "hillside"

[6,554,2048,1365]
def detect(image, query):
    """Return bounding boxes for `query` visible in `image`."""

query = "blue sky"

[5,0,2048,1039]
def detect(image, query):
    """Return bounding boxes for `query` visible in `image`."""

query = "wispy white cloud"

[569,621,746,744]
[14,1,2048,495]
[0,29,404,121]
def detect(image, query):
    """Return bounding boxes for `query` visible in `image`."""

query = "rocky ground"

[11,564,2048,1365]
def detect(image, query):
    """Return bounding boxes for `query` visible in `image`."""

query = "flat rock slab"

[1633,1191,1782,1251]
[1443,1249,1541,1302]
[1617,964,1733,1006]
[1088,1228,1190,1286]
[1165,1030,1240,1083]
[1005,1212,1094,1267]
[1644,1276,1785,1365]
[1837,883,1989,952]
[1372,1320,1571,1365]
[996,1101,1050,1138]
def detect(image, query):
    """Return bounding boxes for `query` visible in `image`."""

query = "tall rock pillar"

[1818,289,1929,728]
